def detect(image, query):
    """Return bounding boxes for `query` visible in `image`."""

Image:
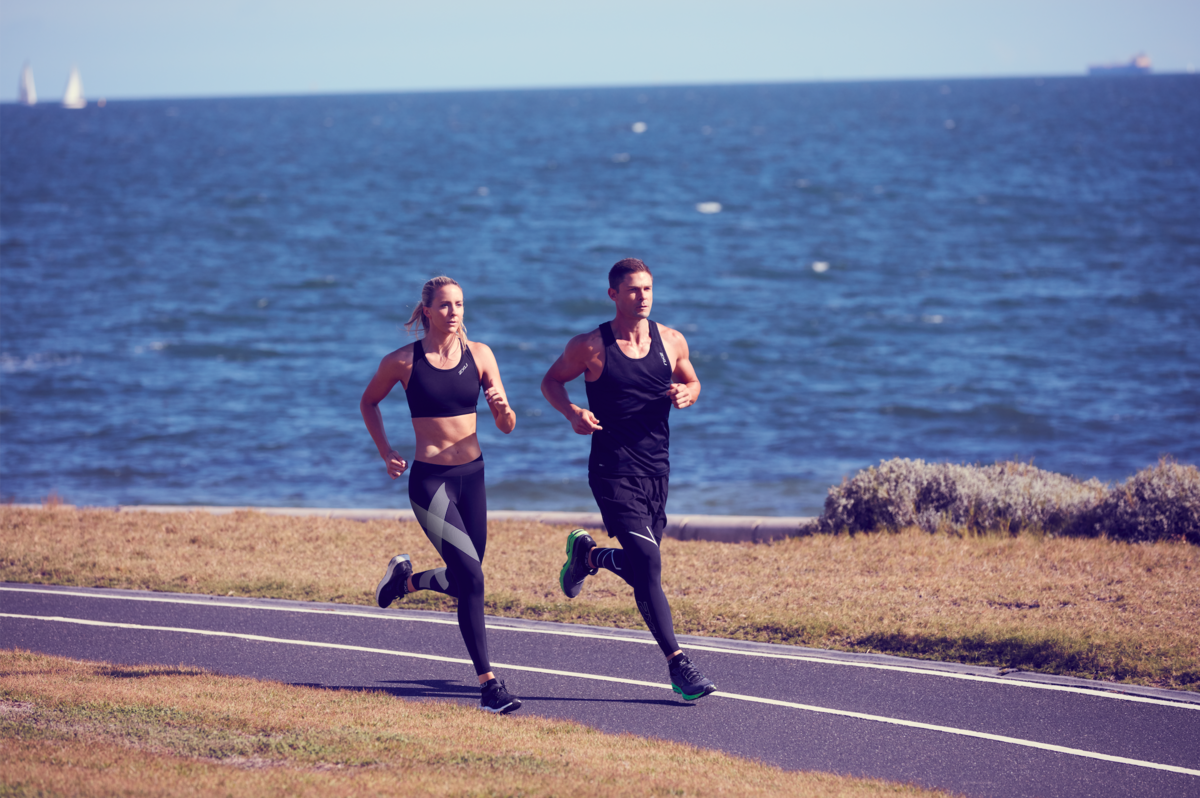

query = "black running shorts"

[588,472,668,541]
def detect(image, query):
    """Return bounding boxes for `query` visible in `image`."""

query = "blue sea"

[2,76,1198,517]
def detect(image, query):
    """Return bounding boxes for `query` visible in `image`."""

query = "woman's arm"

[360,349,413,478]
[472,342,517,434]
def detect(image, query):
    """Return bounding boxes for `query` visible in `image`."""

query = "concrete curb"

[8,504,818,544]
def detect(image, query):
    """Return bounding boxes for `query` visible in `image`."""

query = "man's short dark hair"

[609,258,652,290]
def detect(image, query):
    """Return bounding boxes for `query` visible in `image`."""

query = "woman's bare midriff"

[412,414,482,465]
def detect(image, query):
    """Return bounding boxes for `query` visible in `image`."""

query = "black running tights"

[592,526,680,658]
[407,456,491,676]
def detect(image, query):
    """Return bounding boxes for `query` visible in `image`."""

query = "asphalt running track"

[3,583,1198,798]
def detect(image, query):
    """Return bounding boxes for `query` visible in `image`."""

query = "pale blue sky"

[3,0,1197,102]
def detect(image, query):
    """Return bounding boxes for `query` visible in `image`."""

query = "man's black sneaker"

[478,679,522,714]
[375,554,412,608]
[669,654,716,701]
[559,528,598,598]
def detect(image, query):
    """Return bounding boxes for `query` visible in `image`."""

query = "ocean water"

[2,76,1198,517]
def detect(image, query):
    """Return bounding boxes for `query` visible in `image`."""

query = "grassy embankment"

[0,649,950,798]
[3,506,1197,691]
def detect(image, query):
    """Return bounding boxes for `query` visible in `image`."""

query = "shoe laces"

[673,656,702,681]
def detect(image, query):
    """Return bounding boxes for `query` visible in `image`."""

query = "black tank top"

[585,320,672,476]
[404,338,481,419]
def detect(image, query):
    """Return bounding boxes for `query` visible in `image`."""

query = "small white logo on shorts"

[627,528,659,547]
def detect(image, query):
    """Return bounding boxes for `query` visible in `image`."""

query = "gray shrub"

[819,458,1199,542]
[1097,459,1200,544]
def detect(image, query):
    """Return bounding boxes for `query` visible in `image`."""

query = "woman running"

[360,275,521,714]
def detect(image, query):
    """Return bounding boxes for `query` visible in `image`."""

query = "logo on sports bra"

[458,362,469,375]
[658,349,668,367]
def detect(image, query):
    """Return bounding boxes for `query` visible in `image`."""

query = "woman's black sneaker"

[478,679,522,714]
[559,529,597,598]
[375,554,412,608]
[669,654,717,701]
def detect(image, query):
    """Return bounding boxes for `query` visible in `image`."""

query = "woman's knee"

[449,562,485,598]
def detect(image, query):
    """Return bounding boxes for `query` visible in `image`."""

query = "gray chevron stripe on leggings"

[411,483,481,563]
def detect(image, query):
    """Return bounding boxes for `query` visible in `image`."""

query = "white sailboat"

[19,62,37,105]
[62,66,86,109]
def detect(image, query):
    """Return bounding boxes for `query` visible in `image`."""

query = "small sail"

[19,62,37,105]
[62,66,86,109]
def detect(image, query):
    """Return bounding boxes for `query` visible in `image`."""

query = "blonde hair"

[404,276,468,341]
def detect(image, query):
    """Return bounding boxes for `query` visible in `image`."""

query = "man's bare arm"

[661,325,701,409]
[541,334,604,435]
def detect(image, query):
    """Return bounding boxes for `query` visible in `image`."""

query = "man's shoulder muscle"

[656,323,688,354]
[655,322,684,341]
[567,327,603,355]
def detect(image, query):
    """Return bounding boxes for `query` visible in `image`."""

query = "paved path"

[3,583,1198,798]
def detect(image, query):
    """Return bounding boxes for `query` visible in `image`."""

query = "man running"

[540,257,716,701]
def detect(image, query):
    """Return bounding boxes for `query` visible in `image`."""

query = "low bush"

[820,457,1199,543]
[1097,458,1200,544]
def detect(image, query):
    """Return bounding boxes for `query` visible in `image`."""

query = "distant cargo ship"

[1088,54,1152,76]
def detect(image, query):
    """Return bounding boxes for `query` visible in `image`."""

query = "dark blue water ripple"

[2,76,1198,515]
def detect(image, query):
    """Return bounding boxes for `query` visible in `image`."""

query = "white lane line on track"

[3,612,1199,778]
[3,585,1193,711]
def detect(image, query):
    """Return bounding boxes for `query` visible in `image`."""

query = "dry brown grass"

[0,649,949,798]
[3,506,1198,690]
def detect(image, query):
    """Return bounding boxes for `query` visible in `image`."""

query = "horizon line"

[5,70,1196,105]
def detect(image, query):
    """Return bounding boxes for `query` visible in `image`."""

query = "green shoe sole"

[559,528,588,598]
[672,683,717,701]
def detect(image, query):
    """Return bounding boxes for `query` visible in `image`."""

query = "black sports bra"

[404,338,481,419]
